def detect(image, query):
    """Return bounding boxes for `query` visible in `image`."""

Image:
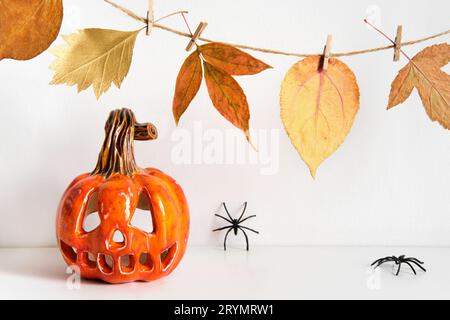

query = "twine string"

[104,0,449,58]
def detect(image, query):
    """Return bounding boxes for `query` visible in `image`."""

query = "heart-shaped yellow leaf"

[280,56,360,178]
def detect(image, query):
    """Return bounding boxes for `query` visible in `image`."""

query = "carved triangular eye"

[131,192,154,233]
[83,192,100,232]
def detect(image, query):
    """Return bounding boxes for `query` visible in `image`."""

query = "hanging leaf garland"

[50,28,141,99]
[41,0,449,178]
[388,43,450,129]
[173,43,272,143]
[280,56,360,178]
[0,0,63,61]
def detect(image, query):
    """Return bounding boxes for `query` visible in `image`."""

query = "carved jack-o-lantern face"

[56,109,189,284]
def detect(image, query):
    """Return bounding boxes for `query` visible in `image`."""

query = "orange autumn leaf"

[173,43,270,143]
[388,43,450,130]
[280,56,360,178]
[0,0,63,60]
[203,61,251,141]
[199,43,272,75]
[173,50,203,124]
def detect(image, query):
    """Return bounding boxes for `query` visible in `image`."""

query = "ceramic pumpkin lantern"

[56,108,189,284]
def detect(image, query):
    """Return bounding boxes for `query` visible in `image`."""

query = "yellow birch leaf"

[50,28,141,99]
[280,56,360,178]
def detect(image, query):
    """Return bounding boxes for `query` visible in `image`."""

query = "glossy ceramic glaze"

[56,109,189,284]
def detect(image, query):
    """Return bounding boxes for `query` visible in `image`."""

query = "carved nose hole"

[139,252,154,272]
[83,192,100,232]
[112,230,125,243]
[131,192,154,233]
[160,243,177,271]
[108,229,126,250]
[119,255,135,273]
[98,254,114,274]
[60,241,77,263]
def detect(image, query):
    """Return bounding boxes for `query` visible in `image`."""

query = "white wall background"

[0,0,448,248]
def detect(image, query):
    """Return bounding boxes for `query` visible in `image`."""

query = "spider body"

[213,202,259,251]
[371,255,426,276]
[230,220,240,236]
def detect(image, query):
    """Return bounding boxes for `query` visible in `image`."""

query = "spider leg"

[215,214,232,224]
[404,261,417,275]
[371,257,391,266]
[371,260,383,267]
[223,228,233,251]
[237,202,248,222]
[238,227,250,251]
[239,226,259,234]
[408,260,427,272]
[373,258,395,269]
[222,203,234,221]
[213,225,233,232]
[396,262,402,276]
[370,260,379,266]
[239,215,257,224]
[406,257,424,265]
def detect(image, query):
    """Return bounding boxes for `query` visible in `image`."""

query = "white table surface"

[0,246,448,300]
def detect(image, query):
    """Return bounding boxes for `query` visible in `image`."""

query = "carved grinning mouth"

[60,240,177,275]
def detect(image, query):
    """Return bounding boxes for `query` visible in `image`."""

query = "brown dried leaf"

[388,43,450,130]
[173,50,203,125]
[0,0,63,60]
[199,43,272,75]
[280,56,360,178]
[203,61,251,141]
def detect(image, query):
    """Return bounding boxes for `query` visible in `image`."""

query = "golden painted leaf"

[388,43,450,129]
[0,0,63,60]
[199,43,272,75]
[280,56,360,178]
[173,50,203,125]
[203,61,251,141]
[50,28,141,99]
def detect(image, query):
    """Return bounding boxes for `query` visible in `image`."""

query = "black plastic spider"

[371,255,426,276]
[213,202,259,251]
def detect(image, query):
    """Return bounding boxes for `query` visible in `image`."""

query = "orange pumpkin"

[56,108,189,284]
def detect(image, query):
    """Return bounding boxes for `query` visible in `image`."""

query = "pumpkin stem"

[92,108,158,178]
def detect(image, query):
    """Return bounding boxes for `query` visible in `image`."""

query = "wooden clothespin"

[393,25,403,62]
[322,34,333,71]
[185,22,208,51]
[146,0,154,36]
